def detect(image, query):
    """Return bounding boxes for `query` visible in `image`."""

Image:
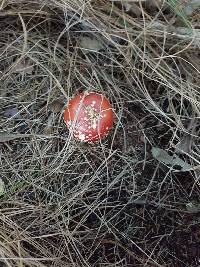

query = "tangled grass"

[0,0,200,266]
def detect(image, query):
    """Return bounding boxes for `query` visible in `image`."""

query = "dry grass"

[0,0,200,266]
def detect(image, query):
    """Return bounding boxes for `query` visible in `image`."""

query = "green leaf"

[151,147,192,171]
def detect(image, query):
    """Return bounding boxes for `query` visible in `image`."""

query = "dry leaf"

[183,0,200,16]
[43,127,55,135]
[3,107,22,119]
[43,113,56,134]
[145,0,164,10]
[12,60,34,74]
[122,2,142,17]
[79,36,103,52]
[49,99,65,113]
[175,135,193,154]
[110,0,146,2]
[186,202,200,213]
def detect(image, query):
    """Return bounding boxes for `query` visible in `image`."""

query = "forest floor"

[0,1,200,266]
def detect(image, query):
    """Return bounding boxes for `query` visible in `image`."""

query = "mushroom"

[64,92,114,142]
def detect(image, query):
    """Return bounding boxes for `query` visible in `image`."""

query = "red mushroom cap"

[64,92,114,142]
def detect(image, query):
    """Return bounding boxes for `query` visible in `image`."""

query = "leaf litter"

[0,1,200,267]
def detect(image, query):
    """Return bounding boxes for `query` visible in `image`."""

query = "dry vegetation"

[0,0,200,266]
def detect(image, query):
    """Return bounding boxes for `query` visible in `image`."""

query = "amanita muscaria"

[64,92,114,142]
